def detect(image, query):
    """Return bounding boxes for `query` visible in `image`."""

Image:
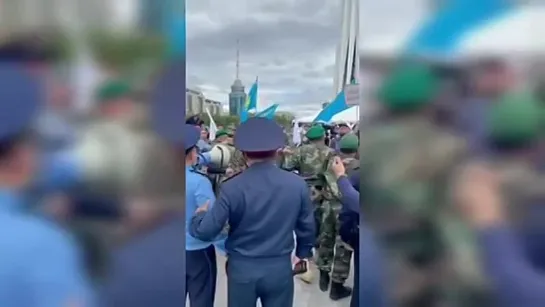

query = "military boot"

[329,282,352,300]
[319,270,330,292]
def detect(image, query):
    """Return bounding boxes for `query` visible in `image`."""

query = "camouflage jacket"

[322,154,359,200]
[282,143,337,199]
[360,117,489,305]
[223,148,247,180]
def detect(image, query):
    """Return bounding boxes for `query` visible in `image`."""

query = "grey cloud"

[187,18,339,65]
[186,0,418,115]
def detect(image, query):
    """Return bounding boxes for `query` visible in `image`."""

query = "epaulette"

[221,171,241,183]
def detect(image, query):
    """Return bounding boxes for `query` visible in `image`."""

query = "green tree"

[87,31,166,73]
[273,113,295,128]
[199,112,295,129]
[199,114,239,127]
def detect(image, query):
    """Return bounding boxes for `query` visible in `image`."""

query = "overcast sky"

[186,0,428,116]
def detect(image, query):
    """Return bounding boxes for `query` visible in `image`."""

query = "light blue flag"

[255,104,279,120]
[240,78,258,122]
[313,91,348,123]
[164,0,185,58]
[405,0,513,55]
[240,107,249,123]
[246,78,258,111]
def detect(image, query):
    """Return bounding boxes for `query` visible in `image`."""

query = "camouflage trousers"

[309,185,325,246]
[316,200,352,283]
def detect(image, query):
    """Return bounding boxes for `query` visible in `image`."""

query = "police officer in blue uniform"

[0,65,92,306]
[185,123,226,307]
[190,117,315,307]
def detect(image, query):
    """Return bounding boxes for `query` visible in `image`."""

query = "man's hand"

[292,258,309,275]
[331,156,346,178]
[281,147,293,155]
[195,200,210,214]
[454,163,504,227]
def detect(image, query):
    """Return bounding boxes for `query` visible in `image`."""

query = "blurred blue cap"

[183,124,199,151]
[234,117,284,152]
[150,60,186,148]
[0,65,41,141]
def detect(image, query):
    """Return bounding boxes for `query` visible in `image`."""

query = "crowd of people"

[185,57,545,307]
[0,35,192,307]
[184,111,360,307]
[4,30,545,307]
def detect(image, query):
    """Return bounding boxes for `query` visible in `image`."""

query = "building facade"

[186,88,224,117]
[205,98,223,116]
[228,79,247,116]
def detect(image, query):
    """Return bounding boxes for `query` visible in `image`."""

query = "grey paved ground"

[187,252,353,307]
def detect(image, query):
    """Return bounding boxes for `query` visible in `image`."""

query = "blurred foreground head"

[0,30,63,68]
[488,91,543,150]
[377,63,439,115]
[470,58,515,98]
[0,66,42,188]
[94,79,136,120]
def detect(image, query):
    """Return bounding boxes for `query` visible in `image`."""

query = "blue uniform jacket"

[190,162,315,260]
[185,166,226,253]
[338,174,389,307]
[479,225,545,307]
[102,213,187,307]
[0,190,93,307]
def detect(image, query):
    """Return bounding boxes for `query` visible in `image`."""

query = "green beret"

[339,134,359,151]
[306,125,325,140]
[377,63,438,111]
[216,129,230,138]
[96,80,131,102]
[488,92,542,145]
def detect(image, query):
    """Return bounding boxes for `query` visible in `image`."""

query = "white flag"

[205,108,217,141]
[73,51,103,114]
[292,120,302,146]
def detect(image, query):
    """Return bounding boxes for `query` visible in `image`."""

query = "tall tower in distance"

[333,0,360,96]
[229,39,247,116]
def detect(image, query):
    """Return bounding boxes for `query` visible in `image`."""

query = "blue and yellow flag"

[313,91,348,123]
[240,77,258,122]
[246,78,258,111]
[255,104,279,120]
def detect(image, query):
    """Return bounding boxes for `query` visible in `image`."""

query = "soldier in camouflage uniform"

[213,129,236,155]
[282,125,336,245]
[282,125,350,296]
[221,125,247,180]
[361,63,490,307]
[481,92,545,259]
[71,79,147,282]
[225,148,247,178]
[213,129,230,145]
[317,133,359,300]
[451,92,545,305]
